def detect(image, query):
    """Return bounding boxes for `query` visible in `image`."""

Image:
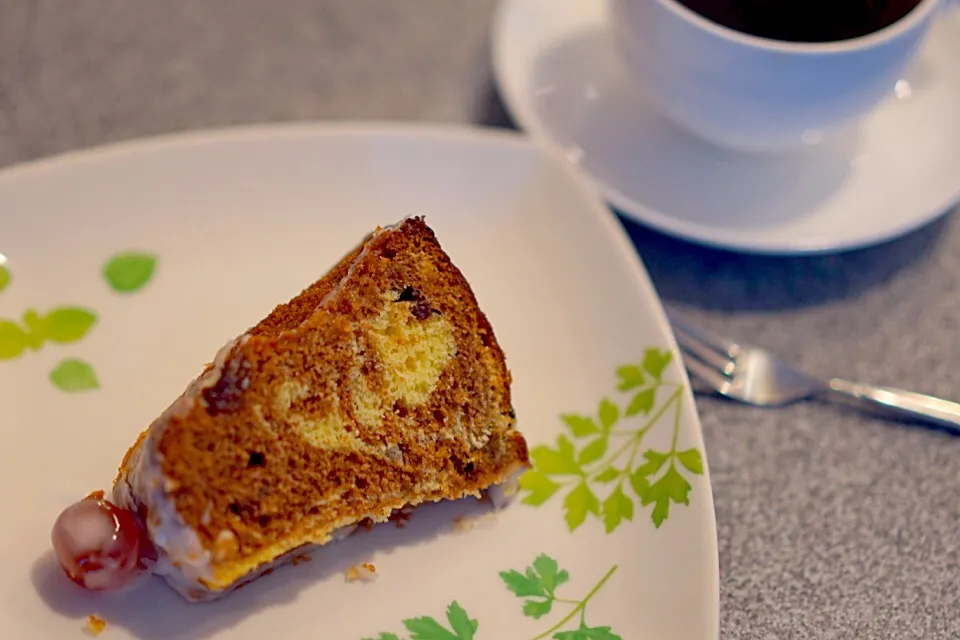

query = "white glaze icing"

[149,524,359,602]
[112,334,248,599]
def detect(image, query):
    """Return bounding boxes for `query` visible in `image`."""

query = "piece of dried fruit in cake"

[51,216,529,601]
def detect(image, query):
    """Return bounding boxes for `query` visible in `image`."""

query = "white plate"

[492,0,960,254]
[0,124,718,639]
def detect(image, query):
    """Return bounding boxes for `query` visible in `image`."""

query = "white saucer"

[491,0,960,254]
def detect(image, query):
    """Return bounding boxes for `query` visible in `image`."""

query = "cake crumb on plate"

[452,515,477,532]
[452,511,498,532]
[84,615,106,636]
[344,562,377,583]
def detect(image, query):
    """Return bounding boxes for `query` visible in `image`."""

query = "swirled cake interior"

[112,216,529,601]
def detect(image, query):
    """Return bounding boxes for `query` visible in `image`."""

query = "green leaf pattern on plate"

[364,554,619,640]
[36,307,98,344]
[0,251,157,391]
[49,358,99,392]
[103,252,158,293]
[0,307,98,360]
[0,321,28,360]
[520,348,705,531]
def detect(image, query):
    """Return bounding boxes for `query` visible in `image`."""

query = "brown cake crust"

[117,217,528,592]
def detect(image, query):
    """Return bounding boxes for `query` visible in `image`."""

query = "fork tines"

[665,307,739,391]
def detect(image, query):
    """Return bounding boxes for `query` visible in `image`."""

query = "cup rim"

[655,0,940,54]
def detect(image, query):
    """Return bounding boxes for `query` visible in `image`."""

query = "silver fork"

[665,307,960,434]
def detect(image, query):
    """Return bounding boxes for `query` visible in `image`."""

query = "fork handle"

[827,379,960,434]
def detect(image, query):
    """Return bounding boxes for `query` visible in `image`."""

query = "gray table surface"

[3,1,958,638]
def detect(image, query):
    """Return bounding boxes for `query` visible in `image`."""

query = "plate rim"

[2,120,720,638]
[490,0,960,256]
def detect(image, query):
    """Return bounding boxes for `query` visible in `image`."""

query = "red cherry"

[51,496,153,592]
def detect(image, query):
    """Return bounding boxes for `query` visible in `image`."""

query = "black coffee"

[676,0,923,42]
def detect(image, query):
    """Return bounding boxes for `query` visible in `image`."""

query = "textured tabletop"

[2,1,958,638]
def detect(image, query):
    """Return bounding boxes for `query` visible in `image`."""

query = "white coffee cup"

[609,0,955,153]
